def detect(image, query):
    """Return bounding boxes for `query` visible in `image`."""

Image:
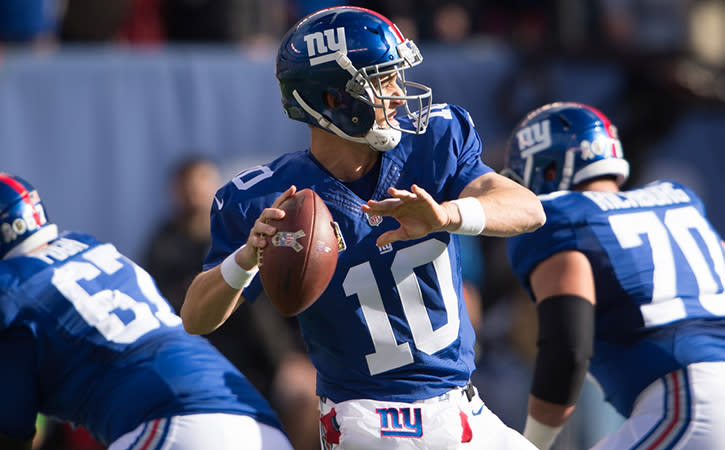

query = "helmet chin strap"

[364,125,401,151]
[292,90,400,151]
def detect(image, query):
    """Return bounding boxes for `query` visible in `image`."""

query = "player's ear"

[544,162,557,182]
[323,90,341,108]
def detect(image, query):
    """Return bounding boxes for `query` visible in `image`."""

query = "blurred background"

[2,1,724,449]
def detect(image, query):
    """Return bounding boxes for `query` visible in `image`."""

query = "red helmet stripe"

[320,6,405,41]
[582,104,620,157]
[0,173,42,226]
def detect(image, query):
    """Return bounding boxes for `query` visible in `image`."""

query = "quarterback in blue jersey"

[0,173,293,450]
[181,6,545,450]
[503,102,725,450]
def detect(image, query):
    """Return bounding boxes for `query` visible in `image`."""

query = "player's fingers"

[388,186,416,200]
[410,184,434,203]
[247,228,269,250]
[363,198,402,215]
[252,215,279,242]
[253,232,267,248]
[261,206,286,224]
[376,228,408,247]
[272,185,296,208]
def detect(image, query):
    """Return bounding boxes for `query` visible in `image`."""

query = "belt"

[464,381,476,401]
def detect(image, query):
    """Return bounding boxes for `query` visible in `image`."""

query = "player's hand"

[238,185,296,269]
[362,184,457,247]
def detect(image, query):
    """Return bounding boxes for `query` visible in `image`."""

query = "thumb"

[376,228,406,248]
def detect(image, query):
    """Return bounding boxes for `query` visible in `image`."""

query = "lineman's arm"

[181,186,296,335]
[523,250,596,450]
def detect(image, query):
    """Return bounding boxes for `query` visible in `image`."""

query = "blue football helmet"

[502,102,630,195]
[0,173,58,259]
[276,6,433,151]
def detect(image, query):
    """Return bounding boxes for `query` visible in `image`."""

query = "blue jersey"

[205,104,489,403]
[0,232,283,445]
[508,180,725,417]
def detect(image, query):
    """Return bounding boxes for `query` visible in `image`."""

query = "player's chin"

[375,116,398,127]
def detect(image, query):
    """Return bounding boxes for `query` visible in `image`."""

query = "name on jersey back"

[583,182,690,212]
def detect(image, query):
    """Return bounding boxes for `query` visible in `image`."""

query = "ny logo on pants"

[375,407,423,438]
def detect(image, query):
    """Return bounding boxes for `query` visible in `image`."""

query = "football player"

[503,102,725,449]
[0,173,293,450]
[181,6,545,449]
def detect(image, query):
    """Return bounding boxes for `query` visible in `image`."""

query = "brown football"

[258,188,338,316]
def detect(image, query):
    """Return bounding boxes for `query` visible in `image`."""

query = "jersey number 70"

[609,206,725,327]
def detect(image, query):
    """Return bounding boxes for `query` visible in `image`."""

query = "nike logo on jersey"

[304,27,346,66]
[214,196,224,210]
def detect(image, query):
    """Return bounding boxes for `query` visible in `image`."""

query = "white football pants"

[108,412,293,450]
[319,383,536,450]
[591,361,725,450]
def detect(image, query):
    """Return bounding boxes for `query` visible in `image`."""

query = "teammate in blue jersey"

[0,173,293,450]
[180,6,545,450]
[503,102,725,450]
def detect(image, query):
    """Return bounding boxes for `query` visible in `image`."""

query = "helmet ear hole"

[556,114,572,130]
[324,90,342,108]
[544,162,558,181]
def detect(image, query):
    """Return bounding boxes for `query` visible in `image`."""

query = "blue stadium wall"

[2,43,723,261]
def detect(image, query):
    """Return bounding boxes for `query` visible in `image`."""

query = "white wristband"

[220,246,258,290]
[449,197,486,235]
[523,415,562,450]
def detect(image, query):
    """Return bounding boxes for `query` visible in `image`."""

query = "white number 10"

[343,239,460,375]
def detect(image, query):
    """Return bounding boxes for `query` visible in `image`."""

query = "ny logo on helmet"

[516,120,552,157]
[304,27,347,66]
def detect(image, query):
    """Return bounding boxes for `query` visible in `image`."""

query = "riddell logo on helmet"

[304,27,347,66]
[0,199,48,245]
[580,135,622,160]
[1,211,46,245]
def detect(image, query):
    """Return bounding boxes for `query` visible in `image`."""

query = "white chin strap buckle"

[365,126,401,151]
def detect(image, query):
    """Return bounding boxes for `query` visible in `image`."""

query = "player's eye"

[380,74,397,88]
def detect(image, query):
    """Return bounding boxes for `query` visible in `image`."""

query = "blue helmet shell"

[502,102,630,195]
[0,173,58,259]
[276,6,431,144]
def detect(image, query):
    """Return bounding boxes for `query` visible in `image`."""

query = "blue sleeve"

[203,185,249,271]
[203,175,284,303]
[507,198,579,296]
[0,327,38,440]
[439,105,492,199]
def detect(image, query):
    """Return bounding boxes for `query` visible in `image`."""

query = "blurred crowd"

[4,1,725,450]
[2,0,723,109]
[0,0,720,59]
[2,0,723,107]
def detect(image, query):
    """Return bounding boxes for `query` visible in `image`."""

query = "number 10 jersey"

[205,104,489,404]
